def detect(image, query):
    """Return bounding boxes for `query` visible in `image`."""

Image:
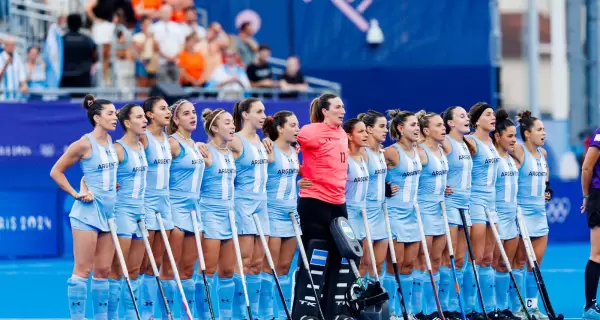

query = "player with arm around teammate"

[413,110,450,320]
[490,109,520,320]
[382,109,423,320]
[137,97,174,319]
[227,97,272,319]
[439,106,475,320]
[509,111,551,319]
[160,99,210,318]
[107,103,150,320]
[258,111,301,319]
[194,107,238,320]
[50,94,119,320]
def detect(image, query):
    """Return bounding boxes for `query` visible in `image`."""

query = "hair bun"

[517,110,532,123]
[202,108,213,121]
[387,109,400,118]
[356,113,366,121]
[82,94,95,110]
[414,109,427,120]
[495,108,509,122]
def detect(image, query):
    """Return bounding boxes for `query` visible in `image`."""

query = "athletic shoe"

[527,307,549,320]
[415,312,428,320]
[488,309,512,320]
[513,307,527,320]
[466,311,487,320]
[500,309,522,320]
[426,312,443,320]
[443,311,459,320]
[583,303,600,320]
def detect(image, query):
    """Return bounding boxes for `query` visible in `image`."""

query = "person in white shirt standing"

[150,4,189,83]
[0,36,28,101]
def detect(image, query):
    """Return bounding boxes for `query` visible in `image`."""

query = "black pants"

[294,197,348,318]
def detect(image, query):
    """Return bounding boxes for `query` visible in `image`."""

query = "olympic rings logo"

[545,197,571,224]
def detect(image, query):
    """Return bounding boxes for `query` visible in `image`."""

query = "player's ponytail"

[233,97,261,132]
[517,110,537,141]
[82,94,113,127]
[309,93,338,123]
[262,111,295,141]
[387,109,414,141]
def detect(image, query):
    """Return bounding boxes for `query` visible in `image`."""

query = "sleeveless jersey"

[169,134,205,199]
[201,145,236,202]
[469,135,500,203]
[234,133,269,200]
[144,131,171,197]
[365,147,387,203]
[387,144,422,210]
[345,156,369,207]
[417,144,448,203]
[266,144,300,210]
[115,140,148,207]
[79,134,118,216]
[445,136,473,209]
[517,146,548,207]
[495,154,518,213]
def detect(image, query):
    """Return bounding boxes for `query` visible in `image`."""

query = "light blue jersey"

[495,155,518,213]
[345,156,369,207]
[115,140,148,208]
[386,144,422,242]
[418,144,449,236]
[445,136,473,209]
[266,144,300,238]
[517,147,548,207]
[468,135,500,205]
[266,144,299,211]
[144,131,171,197]
[69,134,118,232]
[234,133,269,200]
[417,144,448,204]
[199,145,236,240]
[169,134,205,200]
[387,144,421,211]
[201,145,236,203]
[365,148,386,204]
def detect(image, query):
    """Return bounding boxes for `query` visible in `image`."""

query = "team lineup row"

[49,93,552,320]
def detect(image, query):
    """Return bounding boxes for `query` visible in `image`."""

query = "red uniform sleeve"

[297,124,320,149]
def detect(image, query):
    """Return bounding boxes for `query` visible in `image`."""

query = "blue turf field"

[0,242,590,319]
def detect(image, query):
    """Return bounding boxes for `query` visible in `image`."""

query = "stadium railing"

[0,86,340,102]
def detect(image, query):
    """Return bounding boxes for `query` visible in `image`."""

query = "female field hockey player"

[439,106,475,319]
[343,118,370,276]
[490,109,520,320]
[137,97,174,319]
[510,111,551,319]
[413,110,450,320]
[228,97,271,319]
[382,109,423,319]
[107,103,149,320]
[356,110,391,280]
[258,111,301,319]
[195,107,237,320]
[160,99,209,318]
[580,124,600,318]
[291,93,351,319]
[50,94,118,320]
[463,102,500,320]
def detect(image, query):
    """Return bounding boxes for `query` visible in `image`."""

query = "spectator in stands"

[0,36,28,100]
[132,0,162,20]
[178,33,205,88]
[132,16,158,97]
[235,21,259,67]
[60,14,97,93]
[26,46,47,89]
[112,9,135,91]
[280,56,308,98]
[246,45,277,89]
[150,4,189,83]
[85,0,118,85]
[198,22,229,83]
[206,49,250,100]
[170,0,192,23]
[184,7,206,41]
